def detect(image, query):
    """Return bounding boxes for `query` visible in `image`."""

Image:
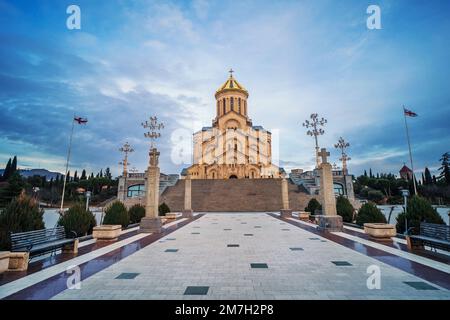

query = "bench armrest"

[69,230,78,239]
[406,227,415,236]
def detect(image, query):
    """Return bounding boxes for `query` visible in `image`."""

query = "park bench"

[10,226,78,258]
[406,222,450,252]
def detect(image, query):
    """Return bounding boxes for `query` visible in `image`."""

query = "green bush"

[396,195,444,234]
[356,202,386,226]
[367,190,385,203]
[158,202,170,216]
[58,203,96,237]
[103,201,129,228]
[305,198,322,214]
[0,194,45,250]
[336,196,354,223]
[129,204,145,224]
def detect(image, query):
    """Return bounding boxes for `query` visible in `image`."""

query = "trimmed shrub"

[336,196,354,223]
[367,190,385,203]
[396,195,444,234]
[58,203,96,237]
[158,202,170,216]
[305,198,322,214]
[356,202,386,226]
[103,201,129,228]
[129,204,145,224]
[0,194,45,250]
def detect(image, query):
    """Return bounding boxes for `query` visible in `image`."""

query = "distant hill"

[0,169,63,181]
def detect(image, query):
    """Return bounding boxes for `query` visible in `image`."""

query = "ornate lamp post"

[142,116,164,150]
[303,113,327,168]
[334,137,351,174]
[119,142,134,201]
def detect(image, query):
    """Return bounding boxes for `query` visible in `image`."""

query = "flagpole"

[403,106,417,195]
[60,116,75,213]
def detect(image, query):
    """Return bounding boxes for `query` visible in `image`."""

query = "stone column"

[317,148,342,231]
[280,178,292,218]
[182,174,193,218]
[140,148,162,233]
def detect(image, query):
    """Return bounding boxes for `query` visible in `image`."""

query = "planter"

[93,225,122,241]
[166,212,178,220]
[0,251,10,273]
[298,212,310,221]
[364,223,396,241]
[8,252,29,271]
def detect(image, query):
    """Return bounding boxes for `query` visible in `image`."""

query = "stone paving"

[53,213,450,300]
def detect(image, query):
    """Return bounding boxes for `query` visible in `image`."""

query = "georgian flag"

[74,116,88,124]
[403,107,418,117]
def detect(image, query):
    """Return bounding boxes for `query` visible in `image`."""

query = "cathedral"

[184,71,283,179]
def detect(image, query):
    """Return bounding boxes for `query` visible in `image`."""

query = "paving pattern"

[50,213,450,300]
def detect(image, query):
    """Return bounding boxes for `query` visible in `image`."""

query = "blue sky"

[0,0,449,178]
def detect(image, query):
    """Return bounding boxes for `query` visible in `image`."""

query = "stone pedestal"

[140,217,163,233]
[140,148,163,234]
[317,148,342,232]
[183,175,193,218]
[280,209,293,218]
[364,223,396,241]
[317,215,343,232]
[279,178,292,218]
[93,225,122,241]
[0,251,10,273]
[182,209,193,218]
[8,252,29,271]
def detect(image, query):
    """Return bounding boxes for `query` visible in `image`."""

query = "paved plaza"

[1,213,449,300]
[44,213,449,300]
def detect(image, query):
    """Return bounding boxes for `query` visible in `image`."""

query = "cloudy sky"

[0,0,449,178]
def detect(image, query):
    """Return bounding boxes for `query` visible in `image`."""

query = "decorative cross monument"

[317,148,343,232]
[280,178,292,218]
[182,173,193,218]
[140,116,164,234]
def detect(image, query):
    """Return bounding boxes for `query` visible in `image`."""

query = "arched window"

[230,97,234,111]
[127,184,145,198]
[333,183,344,196]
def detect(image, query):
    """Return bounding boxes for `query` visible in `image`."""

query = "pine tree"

[105,167,112,180]
[432,175,437,184]
[65,170,71,183]
[364,170,367,177]
[99,169,103,178]
[369,168,373,178]
[11,156,17,174]
[3,158,12,180]
[439,152,450,185]
[89,172,94,180]
[424,167,433,185]
[80,169,87,180]
[73,170,78,182]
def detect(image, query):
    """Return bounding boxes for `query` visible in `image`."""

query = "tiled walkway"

[46,213,450,300]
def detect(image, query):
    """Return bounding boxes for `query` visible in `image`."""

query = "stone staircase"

[160,179,312,212]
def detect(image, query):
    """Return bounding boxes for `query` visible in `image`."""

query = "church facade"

[185,71,283,179]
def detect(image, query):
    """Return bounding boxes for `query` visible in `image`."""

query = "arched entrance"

[229,175,238,179]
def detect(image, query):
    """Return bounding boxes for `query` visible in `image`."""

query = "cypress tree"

[3,158,12,180]
[424,167,433,185]
[11,156,17,174]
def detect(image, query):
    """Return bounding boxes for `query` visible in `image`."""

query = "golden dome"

[215,69,249,98]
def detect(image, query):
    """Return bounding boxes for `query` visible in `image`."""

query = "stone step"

[160,179,312,212]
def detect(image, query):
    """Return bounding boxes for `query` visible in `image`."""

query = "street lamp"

[141,116,164,150]
[334,137,351,175]
[119,142,134,202]
[33,187,40,209]
[85,191,91,212]
[401,189,410,234]
[302,113,327,168]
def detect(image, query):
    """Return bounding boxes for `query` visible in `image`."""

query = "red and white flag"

[74,116,88,124]
[403,107,418,117]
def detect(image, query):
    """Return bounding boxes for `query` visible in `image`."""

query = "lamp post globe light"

[302,113,327,168]
[334,137,351,175]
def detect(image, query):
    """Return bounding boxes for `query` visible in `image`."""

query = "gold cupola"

[215,69,249,98]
